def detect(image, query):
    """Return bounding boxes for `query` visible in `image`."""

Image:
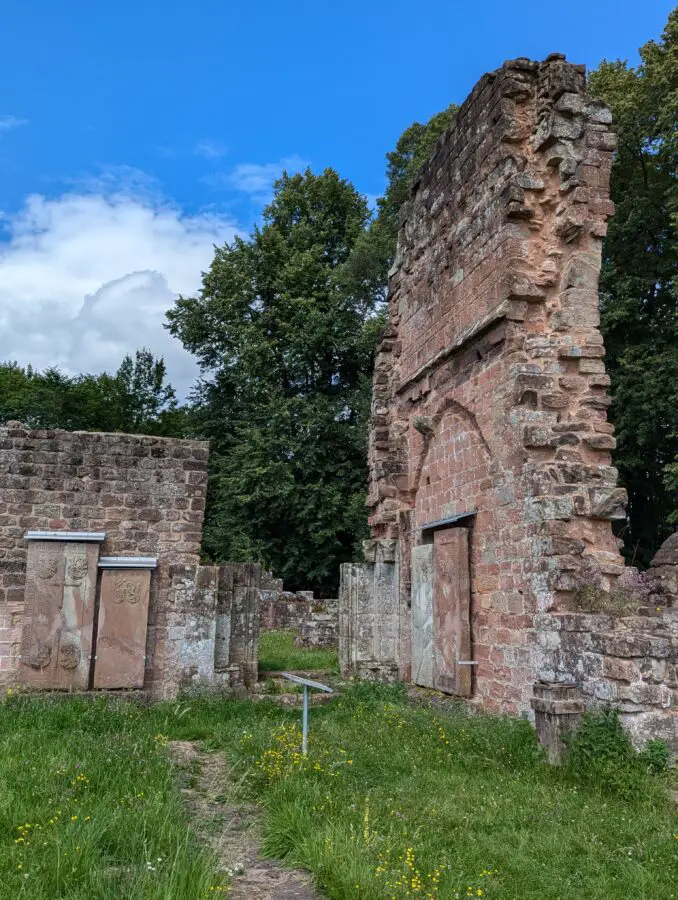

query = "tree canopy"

[167,169,381,592]
[0,349,182,436]
[589,8,678,564]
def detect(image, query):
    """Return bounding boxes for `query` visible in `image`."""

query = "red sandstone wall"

[0,423,208,695]
[367,54,627,715]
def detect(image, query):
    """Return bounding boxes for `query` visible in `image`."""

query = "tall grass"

[207,683,678,900]
[2,684,676,899]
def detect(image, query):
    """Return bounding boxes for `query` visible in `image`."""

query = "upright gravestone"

[94,557,156,689]
[20,531,104,690]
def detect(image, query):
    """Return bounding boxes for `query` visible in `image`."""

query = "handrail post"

[302,685,309,756]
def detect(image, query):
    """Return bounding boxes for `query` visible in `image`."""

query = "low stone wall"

[542,609,678,748]
[296,612,338,648]
[259,573,338,646]
[260,593,314,630]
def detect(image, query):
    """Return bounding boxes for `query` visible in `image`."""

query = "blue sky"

[0,0,674,394]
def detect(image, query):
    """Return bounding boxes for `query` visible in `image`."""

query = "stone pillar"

[177,564,218,689]
[214,565,233,671]
[531,681,585,764]
[339,561,367,676]
[650,533,678,606]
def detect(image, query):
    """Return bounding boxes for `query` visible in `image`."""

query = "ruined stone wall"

[296,611,338,649]
[259,572,338,645]
[178,562,261,694]
[348,54,676,747]
[545,609,678,746]
[260,593,314,630]
[0,422,208,697]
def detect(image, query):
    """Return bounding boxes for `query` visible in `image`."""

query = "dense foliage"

[0,349,183,436]
[589,9,678,565]
[167,169,380,592]
[166,98,458,593]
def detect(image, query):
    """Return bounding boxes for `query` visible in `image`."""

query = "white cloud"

[156,141,229,161]
[194,140,229,160]
[0,115,28,133]
[0,183,240,397]
[63,164,162,201]
[208,154,309,202]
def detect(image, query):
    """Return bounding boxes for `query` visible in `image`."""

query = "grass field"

[212,683,678,900]
[0,693,224,899]
[2,683,676,899]
[258,628,339,672]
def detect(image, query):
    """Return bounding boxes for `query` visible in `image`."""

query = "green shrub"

[564,708,670,798]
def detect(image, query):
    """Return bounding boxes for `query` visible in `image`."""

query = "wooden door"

[433,527,472,696]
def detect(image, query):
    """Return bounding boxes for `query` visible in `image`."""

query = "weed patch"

[2,686,676,899]
[212,684,678,899]
[564,708,671,798]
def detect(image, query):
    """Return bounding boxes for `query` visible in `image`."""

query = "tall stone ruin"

[340,55,678,749]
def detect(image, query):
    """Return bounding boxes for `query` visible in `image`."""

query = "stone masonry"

[259,571,338,647]
[0,423,259,698]
[340,55,678,749]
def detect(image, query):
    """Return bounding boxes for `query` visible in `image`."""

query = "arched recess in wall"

[410,397,493,524]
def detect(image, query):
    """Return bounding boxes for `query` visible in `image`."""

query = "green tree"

[0,349,180,436]
[108,349,180,434]
[589,8,678,564]
[167,168,379,592]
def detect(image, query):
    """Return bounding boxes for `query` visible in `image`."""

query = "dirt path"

[170,740,321,900]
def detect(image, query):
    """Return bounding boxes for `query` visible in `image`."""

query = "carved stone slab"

[20,541,100,689]
[411,544,434,688]
[433,527,472,697]
[226,563,260,688]
[94,568,151,689]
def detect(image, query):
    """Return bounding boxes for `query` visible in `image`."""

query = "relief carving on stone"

[59,637,81,670]
[112,577,142,605]
[36,554,59,581]
[94,567,152,689]
[28,613,52,669]
[66,558,89,584]
[20,541,99,689]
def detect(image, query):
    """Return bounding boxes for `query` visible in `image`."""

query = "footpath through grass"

[200,683,678,900]
[1,684,677,899]
[0,694,224,900]
[258,628,339,672]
